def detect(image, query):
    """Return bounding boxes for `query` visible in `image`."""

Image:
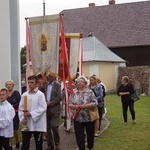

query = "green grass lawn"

[89,94,150,150]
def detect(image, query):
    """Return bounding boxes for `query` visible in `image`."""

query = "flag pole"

[43,0,46,16]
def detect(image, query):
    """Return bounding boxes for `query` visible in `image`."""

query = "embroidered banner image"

[29,14,59,75]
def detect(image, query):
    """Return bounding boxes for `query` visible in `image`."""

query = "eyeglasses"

[77,81,85,83]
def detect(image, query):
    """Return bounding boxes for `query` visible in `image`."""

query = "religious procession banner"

[29,14,59,75]
[58,33,81,80]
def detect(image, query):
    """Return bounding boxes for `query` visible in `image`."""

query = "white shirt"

[100,82,107,92]
[46,82,53,101]
[19,90,47,132]
[0,100,15,138]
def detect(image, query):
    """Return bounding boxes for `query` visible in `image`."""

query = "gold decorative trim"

[29,18,59,25]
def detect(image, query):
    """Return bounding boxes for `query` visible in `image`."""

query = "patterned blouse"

[70,88,98,122]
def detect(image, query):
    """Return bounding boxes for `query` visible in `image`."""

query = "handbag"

[88,106,99,122]
[130,90,140,102]
[87,90,99,121]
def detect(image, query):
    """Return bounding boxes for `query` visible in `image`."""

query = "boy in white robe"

[0,88,15,150]
[19,75,47,150]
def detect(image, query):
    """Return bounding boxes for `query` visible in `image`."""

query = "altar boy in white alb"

[0,88,15,150]
[19,75,47,150]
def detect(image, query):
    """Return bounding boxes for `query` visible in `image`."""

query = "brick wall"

[117,66,150,95]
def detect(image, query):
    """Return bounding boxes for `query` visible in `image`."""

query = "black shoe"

[55,146,61,150]
[65,129,70,133]
[15,142,20,149]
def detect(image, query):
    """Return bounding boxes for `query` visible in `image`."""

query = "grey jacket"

[44,81,62,115]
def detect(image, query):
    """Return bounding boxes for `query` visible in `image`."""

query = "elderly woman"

[5,80,21,150]
[70,76,98,150]
[117,76,135,124]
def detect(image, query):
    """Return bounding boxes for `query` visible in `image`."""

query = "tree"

[20,46,26,73]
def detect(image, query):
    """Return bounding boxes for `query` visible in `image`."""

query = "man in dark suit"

[44,74,62,150]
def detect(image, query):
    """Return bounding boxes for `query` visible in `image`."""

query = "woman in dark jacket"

[5,80,21,149]
[117,76,136,124]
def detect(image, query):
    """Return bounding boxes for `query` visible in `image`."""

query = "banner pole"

[43,0,46,16]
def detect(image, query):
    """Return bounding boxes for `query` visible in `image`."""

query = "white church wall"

[89,63,99,77]
[0,0,11,88]
[10,0,21,92]
[0,0,20,92]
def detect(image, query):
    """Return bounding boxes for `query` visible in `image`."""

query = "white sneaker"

[94,133,99,137]
[133,120,136,124]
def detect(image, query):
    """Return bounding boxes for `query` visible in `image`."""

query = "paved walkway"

[29,117,109,150]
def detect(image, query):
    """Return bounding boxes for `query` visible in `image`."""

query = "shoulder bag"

[88,90,99,122]
[88,107,99,122]
[130,90,140,102]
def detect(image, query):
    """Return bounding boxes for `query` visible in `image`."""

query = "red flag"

[59,14,73,95]
[59,14,76,118]
[58,38,71,80]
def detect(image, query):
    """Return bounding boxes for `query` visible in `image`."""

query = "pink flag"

[25,19,31,90]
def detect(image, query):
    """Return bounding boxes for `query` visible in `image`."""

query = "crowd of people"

[0,74,137,150]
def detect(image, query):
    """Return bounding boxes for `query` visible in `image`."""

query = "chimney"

[109,0,115,5]
[89,3,95,7]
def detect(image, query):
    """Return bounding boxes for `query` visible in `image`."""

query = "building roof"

[62,1,150,47]
[83,36,126,63]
